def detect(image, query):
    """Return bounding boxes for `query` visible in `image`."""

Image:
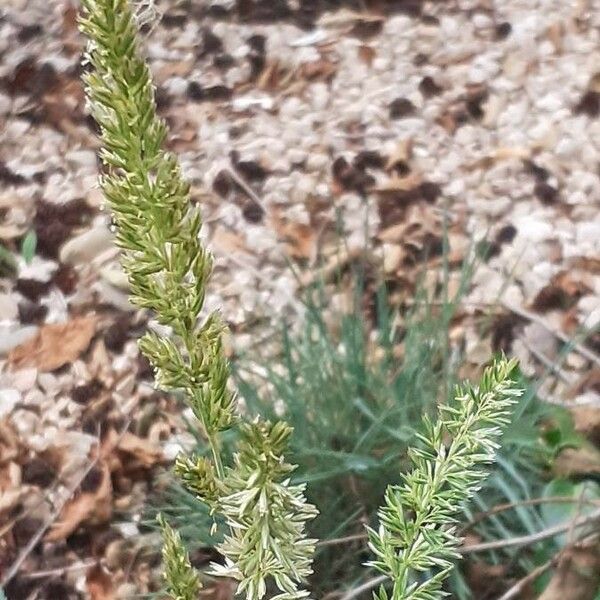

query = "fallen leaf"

[86,565,116,600]
[9,316,98,372]
[117,432,163,468]
[532,271,590,312]
[538,543,600,600]
[553,446,600,478]
[465,561,507,599]
[299,58,337,82]
[272,218,317,261]
[211,225,249,254]
[46,460,112,541]
[257,60,284,91]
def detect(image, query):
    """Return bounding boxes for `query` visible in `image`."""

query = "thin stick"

[318,533,369,547]
[523,339,576,384]
[224,166,264,210]
[495,533,599,600]
[502,301,600,367]
[339,574,387,600]
[461,507,600,553]
[460,495,600,534]
[495,555,557,600]
[23,559,98,580]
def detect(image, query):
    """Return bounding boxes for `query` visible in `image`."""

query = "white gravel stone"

[0,325,38,354]
[0,293,18,322]
[0,389,20,417]
[59,225,115,265]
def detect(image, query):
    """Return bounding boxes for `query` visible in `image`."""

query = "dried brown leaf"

[86,565,116,600]
[46,461,112,541]
[538,543,600,600]
[8,316,98,372]
[532,272,590,312]
[211,225,249,254]
[299,58,337,82]
[272,219,317,260]
[117,432,163,468]
[570,405,600,446]
[553,446,600,478]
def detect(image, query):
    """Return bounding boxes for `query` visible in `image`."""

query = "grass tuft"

[161,262,572,598]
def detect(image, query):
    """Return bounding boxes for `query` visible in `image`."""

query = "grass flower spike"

[213,420,318,600]
[159,514,202,600]
[79,1,317,598]
[79,0,235,459]
[367,358,522,600]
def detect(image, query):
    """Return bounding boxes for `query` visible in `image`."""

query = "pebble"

[18,256,58,283]
[12,408,37,436]
[59,226,115,265]
[0,389,20,417]
[502,52,529,81]
[0,94,11,115]
[114,522,139,537]
[100,264,130,291]
[0,293,18,322]
[514,216,553,242]
[0,325,38,354]
[65,150,98,170]
[576,222,600,245]
[92,280,133,312]
[117,584,138,599]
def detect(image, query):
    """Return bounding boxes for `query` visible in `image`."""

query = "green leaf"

[20,230,37,264]
[541,478,600,547]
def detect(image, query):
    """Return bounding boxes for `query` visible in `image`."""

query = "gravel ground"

[0,0,599,597]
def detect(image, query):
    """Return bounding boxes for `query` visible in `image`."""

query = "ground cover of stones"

[0,0,599,598]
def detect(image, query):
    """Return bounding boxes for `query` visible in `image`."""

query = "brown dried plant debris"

[8,316,98,372]
[46,461,112,542]
[538,542,600,600]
